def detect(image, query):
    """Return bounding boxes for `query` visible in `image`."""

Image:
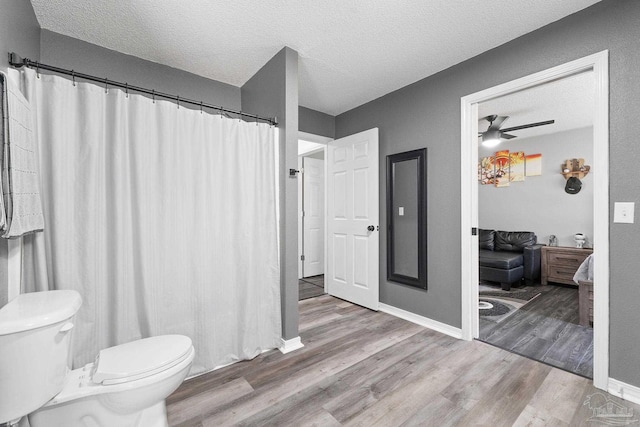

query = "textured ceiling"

[478,71,594,142]
[30,0,601,116]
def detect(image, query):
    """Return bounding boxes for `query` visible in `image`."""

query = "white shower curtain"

[20,68,281,376]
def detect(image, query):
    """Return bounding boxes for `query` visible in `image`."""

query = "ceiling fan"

[479,115,555,147]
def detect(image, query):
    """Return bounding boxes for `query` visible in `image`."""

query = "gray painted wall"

[242,47,300,340]
[299,106,335,138]
[0,0,41,307]
[40,30,240,111]
[336,0,640,387]
[0,0,40,70]
[479,127,594,248]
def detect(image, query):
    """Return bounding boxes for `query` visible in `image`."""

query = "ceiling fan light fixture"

[481,130,501,147]
[482,138,501,148]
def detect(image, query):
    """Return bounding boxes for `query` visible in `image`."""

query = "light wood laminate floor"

[167,294,638,426]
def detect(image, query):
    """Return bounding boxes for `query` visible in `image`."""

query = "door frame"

[460,51,609,389]
[298,131,332,291]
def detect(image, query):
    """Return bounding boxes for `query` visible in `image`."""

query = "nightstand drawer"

[548,252,588,266]
[541,246,593,285]
[548,266,579,283]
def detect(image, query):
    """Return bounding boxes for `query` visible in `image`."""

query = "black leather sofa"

[479,229,543,290]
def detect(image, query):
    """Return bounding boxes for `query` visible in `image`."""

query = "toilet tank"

[0,290,82,424]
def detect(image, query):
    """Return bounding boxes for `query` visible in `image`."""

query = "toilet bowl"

[0,290,194,427]
[29,335,195,427]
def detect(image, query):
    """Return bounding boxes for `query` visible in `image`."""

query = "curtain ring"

[219,106,223,118]
[104,78,109,94]
[200,101,203,114]
[238,112,242,122]
[125,82,129,98]
[71,70,76,87]
[177,95,180,109]
[152,89,155,103]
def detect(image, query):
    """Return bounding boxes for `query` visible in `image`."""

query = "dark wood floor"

[299,275,325,300]
[166,294,636,426]
[479,283,593,378]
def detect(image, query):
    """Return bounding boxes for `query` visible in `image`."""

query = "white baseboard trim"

[379,303,463,339]
[279,336,304,354]
[608,378,640,406]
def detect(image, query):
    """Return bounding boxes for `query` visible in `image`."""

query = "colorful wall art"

[510,151,525,182]
[479,156,496,185]
[494,150,510,187]
[525,153,542,176]
[479,151,542,187]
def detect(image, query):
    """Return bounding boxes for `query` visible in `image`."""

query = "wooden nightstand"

[541,246,593,286]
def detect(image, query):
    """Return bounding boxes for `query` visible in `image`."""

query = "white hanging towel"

[0,72,44,238]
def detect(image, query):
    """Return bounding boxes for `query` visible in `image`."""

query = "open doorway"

[476,71,595,378]
[298,134,330,300]
[461,51,609,389]
[296,128,380,308]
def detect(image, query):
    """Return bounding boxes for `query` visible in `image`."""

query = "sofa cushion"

[494,231,537,252]
[479,250,524,270]
[479,229,495,251]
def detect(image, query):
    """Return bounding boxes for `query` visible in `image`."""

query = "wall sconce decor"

[562,158,590,195]
[561,158,590,179]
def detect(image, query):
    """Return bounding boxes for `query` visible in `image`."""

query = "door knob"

[367,225,375,232]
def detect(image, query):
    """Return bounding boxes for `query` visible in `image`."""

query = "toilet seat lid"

[92,335,193,385]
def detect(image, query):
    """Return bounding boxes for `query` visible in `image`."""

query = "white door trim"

[302,156,325,277]
[297,132,333,292]
[298,155,304,279]
[299,131,333,145]
[460,51,609,390]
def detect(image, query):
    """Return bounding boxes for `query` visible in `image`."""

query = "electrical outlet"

[614,202,635,224]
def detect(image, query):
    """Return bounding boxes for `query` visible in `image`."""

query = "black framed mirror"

[386,148,427,289]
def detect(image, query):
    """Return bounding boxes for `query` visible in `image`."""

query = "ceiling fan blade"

[501,120,555,133]
[501,133,517,140]
[486,115,509,131]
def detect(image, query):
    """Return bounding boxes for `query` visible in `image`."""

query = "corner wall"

[0,0,41,307]
[299,106,335,139]
[335,0,640,388]
[242,47,300,340]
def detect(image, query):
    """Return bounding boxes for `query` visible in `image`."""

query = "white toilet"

[0,290,194,427]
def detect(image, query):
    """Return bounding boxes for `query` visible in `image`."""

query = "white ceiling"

[30,0,601,116]
[478,70,594,141]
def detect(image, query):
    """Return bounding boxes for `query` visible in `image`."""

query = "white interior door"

[327,128,379,310]
[303,156,325,277]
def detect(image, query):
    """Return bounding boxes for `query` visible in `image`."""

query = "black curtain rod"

[8,52,278,126]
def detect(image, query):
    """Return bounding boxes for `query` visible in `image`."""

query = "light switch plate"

[614,202,635,223]
[398,207,404,216]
